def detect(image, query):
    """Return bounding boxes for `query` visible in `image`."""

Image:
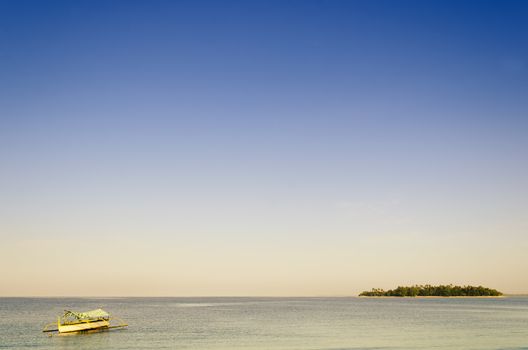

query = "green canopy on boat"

[64,308,109,320]
[78,309,109,319]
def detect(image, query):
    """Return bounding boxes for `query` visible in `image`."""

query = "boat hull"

[58,320,110,333]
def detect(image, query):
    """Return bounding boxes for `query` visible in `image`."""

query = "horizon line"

[2,294,528,298]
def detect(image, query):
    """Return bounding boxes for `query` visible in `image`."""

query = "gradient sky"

[1,0,527,296]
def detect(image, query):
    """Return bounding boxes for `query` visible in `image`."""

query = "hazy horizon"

[1,0,527,297]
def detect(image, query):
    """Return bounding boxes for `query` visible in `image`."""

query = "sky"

[0,0,527,296]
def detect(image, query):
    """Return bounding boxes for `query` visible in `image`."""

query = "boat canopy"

[64,309,109,321]
[78,309,109,319]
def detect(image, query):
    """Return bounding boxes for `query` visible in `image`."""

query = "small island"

[359,284,503,297]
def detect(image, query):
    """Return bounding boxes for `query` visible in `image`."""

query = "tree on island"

[359,284,502,297]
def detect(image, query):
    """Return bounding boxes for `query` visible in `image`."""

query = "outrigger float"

[43,309,127,335]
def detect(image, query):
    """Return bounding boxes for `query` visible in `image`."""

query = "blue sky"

[1,0,527,296]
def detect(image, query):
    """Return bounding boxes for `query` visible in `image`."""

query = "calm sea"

[1,297,527,349]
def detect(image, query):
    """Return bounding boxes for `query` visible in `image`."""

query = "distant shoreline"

[358,295,505,298]
[359,285,503,297]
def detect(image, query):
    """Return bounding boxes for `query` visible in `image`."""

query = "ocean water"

[0,297,527,349]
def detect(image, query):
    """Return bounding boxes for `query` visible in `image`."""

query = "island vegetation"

[359,284,502,297]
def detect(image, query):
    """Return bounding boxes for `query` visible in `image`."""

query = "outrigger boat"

[43,308,127,334]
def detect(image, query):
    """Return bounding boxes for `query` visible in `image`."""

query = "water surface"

[1,297,527,349]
